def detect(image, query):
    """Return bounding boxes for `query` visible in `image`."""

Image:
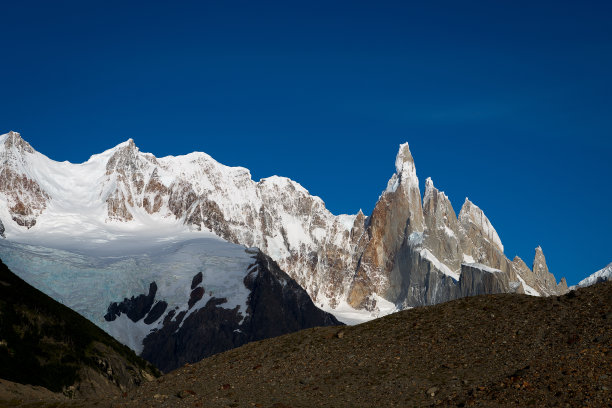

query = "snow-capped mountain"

[0,131,568,323]
[571,262,612,289]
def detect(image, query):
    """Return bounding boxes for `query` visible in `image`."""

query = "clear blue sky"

[1,1,610,285]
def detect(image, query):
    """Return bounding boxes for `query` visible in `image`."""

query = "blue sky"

[1,0,610,285]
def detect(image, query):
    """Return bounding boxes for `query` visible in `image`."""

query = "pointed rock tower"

[347,143,425,309]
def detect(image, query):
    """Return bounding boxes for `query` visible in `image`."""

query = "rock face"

[105,282,161,323]
[0,259,158,398]
[0,132,50,228]
[107,250,340,373]
[459,263,510,297]
[0,131,568,319]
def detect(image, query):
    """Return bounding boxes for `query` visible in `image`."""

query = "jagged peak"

[114,138,137,151]
[104,138,148,174]
[394,142,415,175]
[1,131,34,154]
[425,176,434,188]
[532,246,549,275]
[385,142,419,194]
[423,177,451,203]
[534,246,546,261]
[458,198,504,253]
[423,177,437,203]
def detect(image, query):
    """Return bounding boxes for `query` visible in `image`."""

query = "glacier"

[0,232,256,353]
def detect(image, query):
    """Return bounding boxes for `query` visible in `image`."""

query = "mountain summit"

[0,132,568,323]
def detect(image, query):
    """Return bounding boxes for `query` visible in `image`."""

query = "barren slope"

[94,282,611,408]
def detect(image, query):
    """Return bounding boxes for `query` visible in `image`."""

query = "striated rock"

[459,263,510,297]
[532,246,562,295]
[0,218,4,238]
[347,143,425,309]
[458,198,504,253]
[422,177,462,272]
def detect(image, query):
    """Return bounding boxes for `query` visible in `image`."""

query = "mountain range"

[0,130,588,371]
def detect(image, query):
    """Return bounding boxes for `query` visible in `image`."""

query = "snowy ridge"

[0,132,359,310]
[572,263,612,289]
[462,263,503,274]
[0,131,569,319]
[421,248,460,281]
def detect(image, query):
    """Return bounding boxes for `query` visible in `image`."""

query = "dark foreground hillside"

[98,281,611,408]
[0,259,159,406]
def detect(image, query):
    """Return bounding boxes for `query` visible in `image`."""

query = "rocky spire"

[557,277,568,293]
[347,143,425,308]
[458,198,504,253]
[422,177,462,271]
[383,143,425,233]
[532,246,549,276]
[531,246,566,295]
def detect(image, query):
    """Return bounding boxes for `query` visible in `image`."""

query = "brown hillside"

[94,281,611,408]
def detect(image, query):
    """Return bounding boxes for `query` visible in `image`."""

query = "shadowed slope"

[0,259,159,403]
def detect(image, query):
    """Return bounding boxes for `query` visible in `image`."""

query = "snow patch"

[572,262,612,289]
[320,294,398,325]
[462,254,475,264]
[462,262,503,274]
[516,274,541,296]
[420,248,460,280]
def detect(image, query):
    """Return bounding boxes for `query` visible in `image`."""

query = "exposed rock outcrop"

[0,132,50,228]
[105,282,158,323]
[459,263,510,297]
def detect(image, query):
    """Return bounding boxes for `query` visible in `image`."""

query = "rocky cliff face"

[345,153,566,311]
[105,249,340,372]
[0,132,568,319]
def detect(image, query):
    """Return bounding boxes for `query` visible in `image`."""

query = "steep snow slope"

[571,263,612,289]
